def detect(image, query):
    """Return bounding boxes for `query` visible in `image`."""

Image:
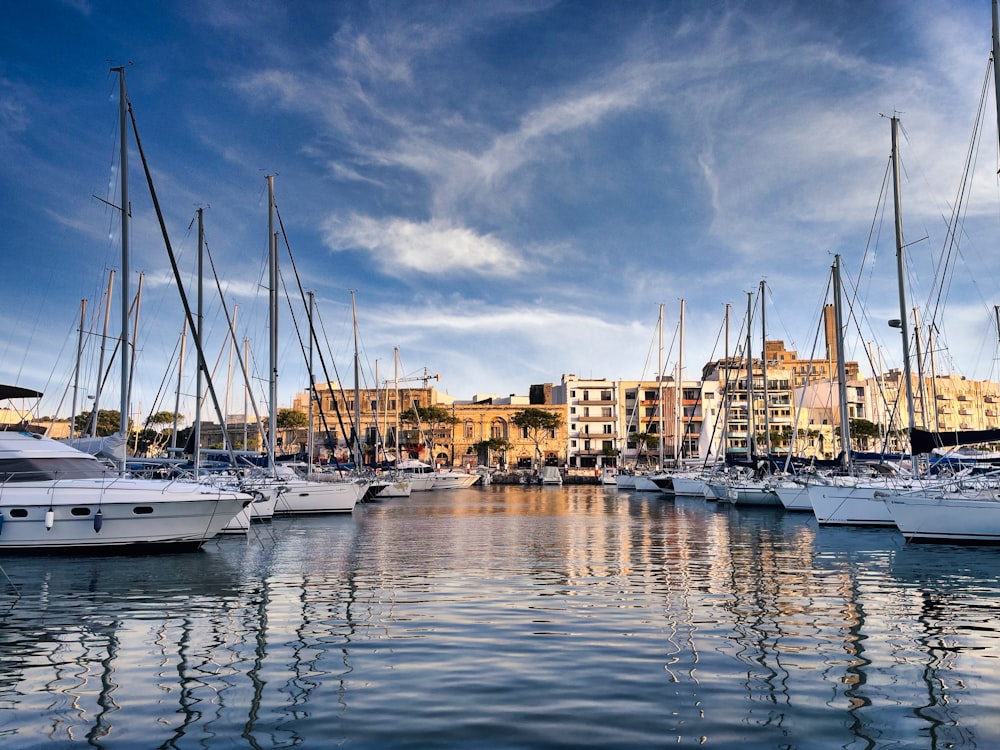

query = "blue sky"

[3,0,1000,424]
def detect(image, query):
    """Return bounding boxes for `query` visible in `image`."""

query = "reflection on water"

[2,485,1000,748]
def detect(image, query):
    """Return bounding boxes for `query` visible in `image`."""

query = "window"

[464,420,474,439]
[603,424,612,434]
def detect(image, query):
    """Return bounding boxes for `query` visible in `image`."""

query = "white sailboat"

[807,118,916,527]
[0,71,251,551]
[260,176,362,515]
[878,3,1000,543]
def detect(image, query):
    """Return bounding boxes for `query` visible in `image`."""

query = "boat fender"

[0,513,4,536]
[45,509,55,530]
[94,509,103,533]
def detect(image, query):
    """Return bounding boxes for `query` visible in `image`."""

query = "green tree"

[74,409,128,437]
[849,418,880,451]
[148,410,181,430]
[400,404,458,464]
[471,437,513,468]
[512,408,562,470]
[277,409,309,451]
[632,432,660,466]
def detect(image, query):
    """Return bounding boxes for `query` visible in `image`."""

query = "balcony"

[572,431,618,439]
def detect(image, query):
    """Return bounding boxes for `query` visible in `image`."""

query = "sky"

[4,0,1000,425]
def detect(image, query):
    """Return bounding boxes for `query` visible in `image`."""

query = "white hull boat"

[633,474,664,492]
[272,478,362,514]
[806,479,898,527]
[615,473,637,490]
[540,466,563,485]
[881,481,1000,544]
[396,459,439,491]
[433,471,480,490]
[220,484,279,534]
[671,474,706,497]
[373,477,412,497]
[0,430,251,552]
[772,480,812,511]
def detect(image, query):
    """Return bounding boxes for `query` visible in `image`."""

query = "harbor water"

[2,484,999,748]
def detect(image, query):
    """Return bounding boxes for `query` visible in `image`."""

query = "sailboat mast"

[993,0,1000,144]
[890,116,917,469]
[116,67,130,458]
[352,290,361,467]
[676,298,685,467]
[760,279,771,459]
[307,291,315,472]
[721,302,730,460]
[267,174,277,469]
[745,291,755,459]
[657,303,664,471]
[194,208,204,477]
[90,270,114,438]
[71,298,86,440]
[833,255,851,471]
[171,318,186,451]
[394,347,401,462]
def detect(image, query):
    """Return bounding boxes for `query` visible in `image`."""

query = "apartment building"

[551,375,619,469]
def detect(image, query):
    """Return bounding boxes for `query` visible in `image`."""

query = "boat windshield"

[0,457,113,482]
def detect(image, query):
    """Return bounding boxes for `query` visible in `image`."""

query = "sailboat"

[706,285,780,506]
[0,71,251,551]
[806,117,923,527]
[876,2,1000,542]
[253,176,363,515]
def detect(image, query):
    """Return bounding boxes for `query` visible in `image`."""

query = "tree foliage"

[74,409,128,437]
[512,408,561,468]
[277,409,309,428]
[148,410,180,429]
[400,404,458,461]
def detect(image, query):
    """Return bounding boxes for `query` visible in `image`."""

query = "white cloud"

[321,214,528,277]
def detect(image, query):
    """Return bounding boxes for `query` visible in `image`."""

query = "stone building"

[448,397,566,470]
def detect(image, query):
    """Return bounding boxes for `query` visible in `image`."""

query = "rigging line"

[856,158,893,323]
[200,228,268,449]
[39,312,89,434]
[127,95,235,467]
[923,58,994,343]
[272,202,353,451]
[140,323,183,432]
[839,263,888,384]
[312,300,355,450]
